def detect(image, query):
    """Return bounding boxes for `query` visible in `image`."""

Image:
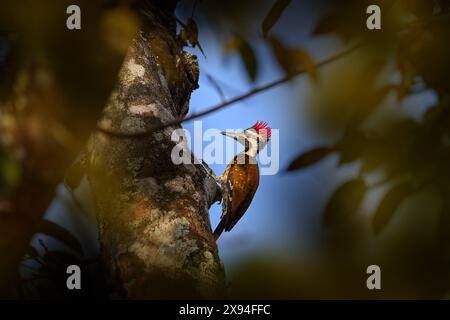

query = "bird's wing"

[225,189,257,231]
[224,163,259,232]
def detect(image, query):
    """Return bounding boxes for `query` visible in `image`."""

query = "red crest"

[251,121,271,140]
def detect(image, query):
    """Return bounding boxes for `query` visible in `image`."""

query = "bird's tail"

[213,219,226,240]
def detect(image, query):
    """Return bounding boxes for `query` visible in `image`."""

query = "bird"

[212,121,271,240]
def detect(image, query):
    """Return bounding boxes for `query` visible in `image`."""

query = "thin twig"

[206,74,226,101]
[98,0,405,139]
[96,43,362,138]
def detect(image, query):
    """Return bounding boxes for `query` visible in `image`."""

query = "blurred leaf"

[290,48,318,82]
[324,179,366,226]
[360,140,384,173]
[36,220,83,255]
[438,201,450,251]
[25,245,39,259]
[402,0,435,17]
[382,119,421,180]
[100,7,140,54]
[268,36,291,73]
[397,77,413,102]
[336,129,367,166]
[262,0,291,38]
[41,250,83,269]
[312,12,361,41]
[64,152,87,192]
[372,182,412,234]
[179,18,205,56]
[437,0,450,10]
[268,36,317,81]
[396,51,415,102]
[287,147,334,171]
[238,40,258,82]
[351,84,394,123]
[312,14,342,36]
[224,34,258,81]
[0,148,21,196]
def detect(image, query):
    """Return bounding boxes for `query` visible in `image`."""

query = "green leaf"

[287,147,334,171]
[36,220,83,255]
[262,0,291,38]
[372,182,412,234]
[324,179,367,226]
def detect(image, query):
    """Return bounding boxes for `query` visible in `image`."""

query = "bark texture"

[86,2,225,298]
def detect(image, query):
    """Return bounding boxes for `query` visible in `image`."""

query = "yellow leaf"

[100,7,139,54]
[290,48,318,82]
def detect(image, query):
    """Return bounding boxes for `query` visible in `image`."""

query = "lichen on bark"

[86,1,225,299]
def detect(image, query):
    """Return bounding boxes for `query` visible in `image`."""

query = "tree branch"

[96,43,362,138]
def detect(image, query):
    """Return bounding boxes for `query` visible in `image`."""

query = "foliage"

[2,0,450,299]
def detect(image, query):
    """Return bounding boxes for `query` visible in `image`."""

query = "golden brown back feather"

[223,154,259,232]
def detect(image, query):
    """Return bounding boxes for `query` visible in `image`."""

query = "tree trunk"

[86,1,225,299]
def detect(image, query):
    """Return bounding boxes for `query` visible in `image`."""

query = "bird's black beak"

[221,131,239,140]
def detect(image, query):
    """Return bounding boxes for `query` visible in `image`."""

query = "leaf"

[360,141,384,173]
[64,152,87,192]
[403,0,435,17]
[224,34,258,82]
[290,48,318,82]
[36,220,83,255]
[262,0,291,38]
[100,7,140,54]
[438,0,450,10]
[0,148,21,196]
[437,202,450,251]
[239,40,258,82]
[287,147,334,171]
[312,14,342,36]
[268,36,317,81]
[372,182,412,234]
[268,36,291,74]
[179,18,205,57]
[351,84,395,124]
[324,179,367,226]
[336,129,367,166]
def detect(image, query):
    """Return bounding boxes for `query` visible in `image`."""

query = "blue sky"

[179,2,349,274]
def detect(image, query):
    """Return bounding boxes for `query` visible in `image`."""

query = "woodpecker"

[212,121,271,239]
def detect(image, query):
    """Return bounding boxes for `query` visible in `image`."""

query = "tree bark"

[86,2,225,299]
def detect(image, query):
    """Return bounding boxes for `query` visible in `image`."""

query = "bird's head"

[221,121,271,156]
